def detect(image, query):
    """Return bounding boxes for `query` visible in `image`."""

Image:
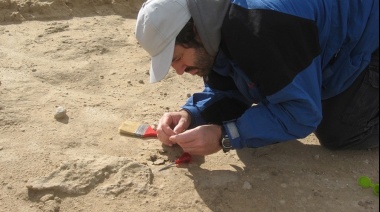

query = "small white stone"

[54,106,67,119]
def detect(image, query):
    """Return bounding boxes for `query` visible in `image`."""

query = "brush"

[118,121,157,138]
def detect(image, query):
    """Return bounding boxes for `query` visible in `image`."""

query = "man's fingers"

[173,118,187,134]
[157,111,191,147]
[169,129,195,145]
[162,124,175,136]
[157,124,177,146]
[169,132,203,155]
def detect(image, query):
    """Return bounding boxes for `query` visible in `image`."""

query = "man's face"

[171,44,215,77]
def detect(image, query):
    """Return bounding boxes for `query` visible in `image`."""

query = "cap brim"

[149,39,175,83]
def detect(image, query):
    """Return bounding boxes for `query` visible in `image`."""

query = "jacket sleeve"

[227,60,323,148]
[181,60,252,128]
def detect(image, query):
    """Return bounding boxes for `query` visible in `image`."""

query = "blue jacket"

[183,0,379,148]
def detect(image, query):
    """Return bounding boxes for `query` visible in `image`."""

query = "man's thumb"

[169,134,178,143]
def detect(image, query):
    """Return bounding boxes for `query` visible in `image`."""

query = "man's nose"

[172,63,186,75]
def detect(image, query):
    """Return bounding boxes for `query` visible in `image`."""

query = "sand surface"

[0,1,379,211]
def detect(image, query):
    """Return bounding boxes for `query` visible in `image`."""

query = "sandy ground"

[0,1,379,211]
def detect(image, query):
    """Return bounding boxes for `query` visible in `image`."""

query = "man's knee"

[314,130,342,150]
[315,125,379,150]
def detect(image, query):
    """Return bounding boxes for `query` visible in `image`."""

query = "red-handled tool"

[159,152,192,171]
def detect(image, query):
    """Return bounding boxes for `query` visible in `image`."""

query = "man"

[135,0,379,155]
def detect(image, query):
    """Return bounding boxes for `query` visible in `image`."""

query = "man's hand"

[156,110,191,146]
[169,125,223,156]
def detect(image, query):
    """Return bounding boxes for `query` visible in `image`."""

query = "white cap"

[135,0,191,83]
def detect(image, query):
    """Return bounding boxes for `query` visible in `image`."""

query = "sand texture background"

[0,0,379,211]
